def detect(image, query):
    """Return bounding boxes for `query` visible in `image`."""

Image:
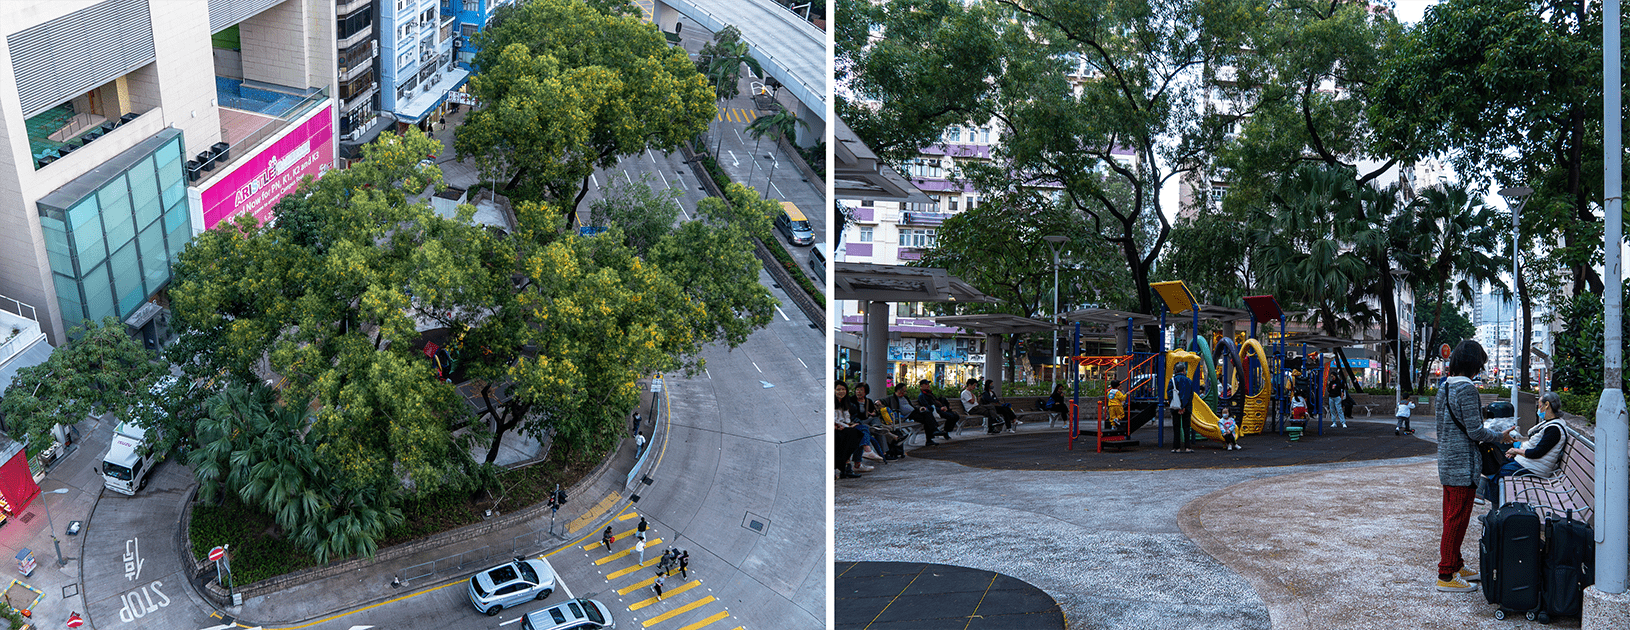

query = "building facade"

[0,0,337,344]
[376,0,469,131]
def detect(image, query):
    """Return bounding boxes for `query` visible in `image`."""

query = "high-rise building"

[0,0,338,345]
[376,0,469,135]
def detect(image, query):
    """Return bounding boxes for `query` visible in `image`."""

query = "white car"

[523,598,615,630]
[468,557,558,615]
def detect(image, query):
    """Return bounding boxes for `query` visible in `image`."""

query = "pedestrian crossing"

[634,0,655,21]
[582,509,738,630]
[717,107,759,124]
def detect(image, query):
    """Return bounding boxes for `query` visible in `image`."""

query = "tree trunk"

[503,164,530,192]
[1333,347,1363,393]
[1418,293,1448,391]
[569,172,594,225]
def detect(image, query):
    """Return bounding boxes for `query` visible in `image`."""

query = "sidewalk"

[191,380,671,626]
[2,414,112,629]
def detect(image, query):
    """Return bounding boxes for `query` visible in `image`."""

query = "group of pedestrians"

[599,517,690,601]
[835,381,908,479]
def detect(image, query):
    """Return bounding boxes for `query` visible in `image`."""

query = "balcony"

[29,105,157,171]
[194,84,330,185]
[339,41,377,82]
[338,21,372,49]
[341,81,377,112]
[441,15,456,42]
[337,0,372,17]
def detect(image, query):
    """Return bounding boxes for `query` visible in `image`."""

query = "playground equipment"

[1164,349,1231,444]
[1241,295,1292,435]
[1062,315,1162,452]
[1239,338,1272,435]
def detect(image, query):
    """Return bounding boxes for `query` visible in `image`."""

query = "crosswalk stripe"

[617,574,658,595]
[567,492,621,534]
[581,527,643,550]
[593,538,663,565]
[617,512,640,521]
[606,557,662,580]
[641,596,715,628]
[629,580,701,610]
[677,611,731,630]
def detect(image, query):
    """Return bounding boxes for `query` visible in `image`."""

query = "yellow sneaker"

[1457,568,1480,582]
[1436,576,1478,592]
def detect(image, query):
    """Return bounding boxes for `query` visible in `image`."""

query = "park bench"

[1500,426,1594,522]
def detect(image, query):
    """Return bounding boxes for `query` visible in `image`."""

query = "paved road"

[80,456,218,630]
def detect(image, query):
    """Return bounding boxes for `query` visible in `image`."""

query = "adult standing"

[1169,364,1197,453]
[1328,377,1348,428]
[1434,340,1505,593]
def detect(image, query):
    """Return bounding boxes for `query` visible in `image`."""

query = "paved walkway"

[836,415,1586,629]
[836,562,1065,629]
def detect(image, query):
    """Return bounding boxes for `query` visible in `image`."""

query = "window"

[1209,185,1227,209]
[859,227,873,242]
[422,8,436,24]
[899,229,937,248]
[948,198,958,212]
[396,0,408,11]
[464,0,479,11]
[904,159,943,180]
[981,127,991,143]
[461,23,478,37]
[399,51,414,70]
[966,196,976,209]
[945,127,962,142]
[860,198,873,207]
[338,9,373,39]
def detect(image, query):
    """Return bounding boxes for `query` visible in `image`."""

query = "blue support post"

[1156,305,1167,449]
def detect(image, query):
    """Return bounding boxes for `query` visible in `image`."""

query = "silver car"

[522,598,615,630]
[468,557,558,615]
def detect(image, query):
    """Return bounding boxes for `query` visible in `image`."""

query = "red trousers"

[1439,484,1478,577]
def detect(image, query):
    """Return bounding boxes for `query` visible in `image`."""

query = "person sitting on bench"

[1038,384,1068,412]
[886,383,939,447]
[1487,391,1569,502]
[981,379,1020,432]
[917,381,959,442]
[961,378,1008,434]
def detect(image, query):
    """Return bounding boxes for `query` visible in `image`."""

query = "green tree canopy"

[0,317,168,448]
[462,0,714,216]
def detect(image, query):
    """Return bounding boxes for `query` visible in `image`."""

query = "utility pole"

[1596,0,1627,601]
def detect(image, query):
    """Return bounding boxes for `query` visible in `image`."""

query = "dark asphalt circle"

[909,419,1434,471]
[835,562,1065,630]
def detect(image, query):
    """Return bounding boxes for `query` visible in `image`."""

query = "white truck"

[99,376,172,495]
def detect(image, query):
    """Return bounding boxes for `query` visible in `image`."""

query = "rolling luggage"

[1480,502,1544,621]
[1542,510,1594,619]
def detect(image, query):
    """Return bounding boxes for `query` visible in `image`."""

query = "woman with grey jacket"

[1434,340,1506,593]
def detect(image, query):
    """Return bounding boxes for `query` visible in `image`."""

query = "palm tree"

[745,107,808,199]
[698,26,761,157]
[1400,183,1509,389]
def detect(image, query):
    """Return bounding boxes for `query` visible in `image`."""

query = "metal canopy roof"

[1060,308,1158,327]
[1197,305,1252,322]
[1242,295,1285,323]
[933,314,1056,334]
[1279,333,1361,349]
[833,263,999,303]
[833,117,935,204]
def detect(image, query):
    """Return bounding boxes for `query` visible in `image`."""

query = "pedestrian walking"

[679,550,689,578]
[637,517,648,541]
[636,539,646,563]
[632,412,643,435]
[657,550,673,575]
[653,573,666,600]
[602,526,615,552]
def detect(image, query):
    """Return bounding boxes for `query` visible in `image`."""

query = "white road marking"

[728,150,739,167]
[590,173,599,188]
[498,618,523,626]
[347,626,374,630]
[705,369,711,379]
[770,180,785,198]
[751,361,762,373]
[733,127,746,145]
[624,170,635,185]
[648,149,658,164]
[775,306,789,321]
[798,357,808,368]
[760,380,775,388]
[653,164,670,190]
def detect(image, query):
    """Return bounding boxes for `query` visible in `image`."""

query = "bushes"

[189,496,318,584]
[761,237,825,304]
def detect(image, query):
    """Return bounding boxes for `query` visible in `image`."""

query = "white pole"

[1512,200,1520,414]
[1052,246,1059,394]
[1598,0,1627,595]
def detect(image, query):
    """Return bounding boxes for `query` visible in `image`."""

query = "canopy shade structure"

[1242,295,1286,323]
[1150,281,1198,315]
[834,117,934,204]
[1277,333,1361,349]
[1060,308,1159,327]
[933,314,1057,335]
[833,263,999,304]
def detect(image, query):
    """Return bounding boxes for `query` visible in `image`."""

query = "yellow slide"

[1165,351,1234,445]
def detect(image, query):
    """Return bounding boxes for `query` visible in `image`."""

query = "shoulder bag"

[1446,389,1504,476]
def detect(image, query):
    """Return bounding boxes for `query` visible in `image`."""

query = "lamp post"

[41,488,69,567]
[1044,235,1067,393]
[1597,0,1626,596]
[1390,267,1409,413]
[1499,186,1532,415]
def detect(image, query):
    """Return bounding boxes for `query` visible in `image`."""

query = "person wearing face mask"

[1485,391,1570,503]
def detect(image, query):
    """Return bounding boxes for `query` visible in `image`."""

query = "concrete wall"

[240,0,309,88]
[147,0,222,159]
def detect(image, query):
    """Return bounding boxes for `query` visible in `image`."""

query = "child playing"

[1290,394,1308,420]
[1395,399,1416,435]
[1219,407,1241,451]
[1106,380,1127,431]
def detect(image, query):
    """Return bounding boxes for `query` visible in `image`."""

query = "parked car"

[809,242,827,281]
[469,557,558,615]
[522,598,616,630]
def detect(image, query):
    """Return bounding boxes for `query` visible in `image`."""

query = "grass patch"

[187,443,612,584]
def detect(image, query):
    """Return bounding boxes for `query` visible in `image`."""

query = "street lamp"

[40,488,69,567]
[1391,267,1409,413]
[1044,235,1068,393]
[1499,185,1533,415]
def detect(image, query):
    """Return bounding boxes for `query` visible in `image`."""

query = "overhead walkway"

[654,0,826,140]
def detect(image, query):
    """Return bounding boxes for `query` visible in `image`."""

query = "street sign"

[1440,343,1452,360]
[208,546,225,562]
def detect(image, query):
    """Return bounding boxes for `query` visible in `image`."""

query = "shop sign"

[200,104,335,229]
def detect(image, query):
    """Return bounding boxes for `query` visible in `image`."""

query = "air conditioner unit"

[371,81,378,91]
[453,36,462,48]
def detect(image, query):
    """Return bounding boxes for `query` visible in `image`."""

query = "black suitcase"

[1480,502,1544,620]
[1543,510,1595,619]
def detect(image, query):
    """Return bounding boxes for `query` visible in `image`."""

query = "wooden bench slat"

[1500,426,1594,522]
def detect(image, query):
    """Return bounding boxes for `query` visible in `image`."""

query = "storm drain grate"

[19,513,34,524]
[62,584,78,599]
[742,511,770,535]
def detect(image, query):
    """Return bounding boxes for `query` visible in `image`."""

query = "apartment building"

[377,0,469,132]
[0,0,337,345]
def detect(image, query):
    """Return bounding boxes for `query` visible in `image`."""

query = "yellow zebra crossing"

[716,107,759,124]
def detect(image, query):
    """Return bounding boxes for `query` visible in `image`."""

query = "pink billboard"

[201,104,335,230]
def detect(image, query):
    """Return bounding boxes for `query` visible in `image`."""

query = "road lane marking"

[561,578,575,600]
[618,574,658,595]
[642,596,715,628]
[618,511,639,522]
[567,492,622,534]
[775,306,789,321]
[606,557,662,580]
[797,357,807,368]
[498,618,523,627]
[629,580,701,610]
[591,173,599,188]
[677,611,731,630]
[750,362,761,373]
[624,170,635,184]
[593,538,663,565]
